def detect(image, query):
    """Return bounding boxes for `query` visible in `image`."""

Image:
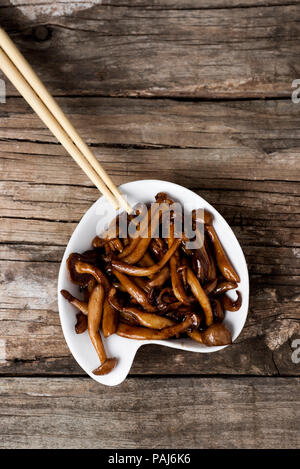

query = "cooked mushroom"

[67,253,93,287]
[204,237,217,281]
[168,231,193,305]
[149,238,167,259]
[201,323,232,346]
[192,208,213,226]
[118,237,140,259]
[63,192,242,374]
[92,236,105,248]
[109,287,174,329]
[117,313,199,340]
[188,323,232,346]
[75,313,88,334]
[102,298,119,338]
[203,278,217,295]
[61,289,88,315]
[211,298,225,323]
[75,261,110,292]
[111,238,181,276]
[112,270,157,312]
[186,268,213,326]
[214,280,238,295]
[88,284,117,376]
[205,224,240,283]
[221,291,242,312]
[147,266,170,288]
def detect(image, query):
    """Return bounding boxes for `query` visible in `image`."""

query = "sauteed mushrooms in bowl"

[58,180,249,386]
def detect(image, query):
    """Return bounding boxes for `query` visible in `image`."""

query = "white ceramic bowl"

[58,180,249,386]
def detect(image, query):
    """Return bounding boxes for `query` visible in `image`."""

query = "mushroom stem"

[117,313,199,340]
[102,298,118,338]
[168,232,192,305]
[187,268,213,326]
[112,270,157,312]
[221,291,242,312]
[75,261,110,292]
[109,287,174,330]
[205,224,240,283]
[61,289,88,315]
[88,284,117,376]
[188,323,232,346]
[111,238,181,277]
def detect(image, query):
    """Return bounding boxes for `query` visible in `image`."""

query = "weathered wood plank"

[1,151,299,228]
[2,143,300,186]
[1,216,299,254]
[0,95,299,376]
[0,218,75,246]
[0,181,299,232]
[2,97,300,152]
[1,243,299,277]
[0,377,299,448]
[1,4,300,98]
[0,257,299,376]
[1,311,299,377]
[0,181,95,222]
[86,0,300,6]
[0,2,298,449]
[1,98,300,203]
[0,98,300,226]
[2,0,298,10]
[0,244,64,263]
[0,99,299,242]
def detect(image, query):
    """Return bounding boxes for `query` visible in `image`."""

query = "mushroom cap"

[202,323,232,346]
[93,357,118,376]
[192,208,213,225]
[67,251,99,286]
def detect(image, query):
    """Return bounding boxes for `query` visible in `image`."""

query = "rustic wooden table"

[0,0,299,449]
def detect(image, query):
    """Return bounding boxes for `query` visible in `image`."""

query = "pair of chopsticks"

[0,28,132,214]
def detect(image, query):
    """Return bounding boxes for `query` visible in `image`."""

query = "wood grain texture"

[0,0,299,450]
[2,0,298,9]
[0,258,299,376]
[3,97,300,152]
[1,3,300,98]
[0,377,299,449]
[0,95,299,376]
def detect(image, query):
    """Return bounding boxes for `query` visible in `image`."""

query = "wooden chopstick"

[0,47,119,209]
[0,29,132,214]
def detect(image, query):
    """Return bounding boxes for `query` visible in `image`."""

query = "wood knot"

[32,26,52,42]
